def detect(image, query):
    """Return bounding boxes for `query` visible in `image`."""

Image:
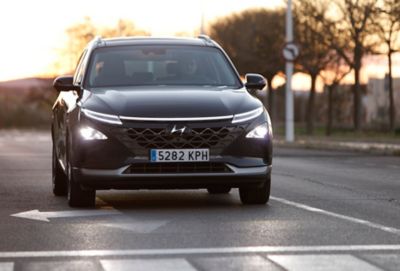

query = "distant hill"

[0,77,56,129]
[0,77,54,95]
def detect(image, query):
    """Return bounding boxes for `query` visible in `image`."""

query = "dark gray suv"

[51,35,273,207]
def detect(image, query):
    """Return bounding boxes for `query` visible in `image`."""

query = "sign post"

[284,0,296,142]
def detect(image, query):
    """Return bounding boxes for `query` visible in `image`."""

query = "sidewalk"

[274,137,400,156]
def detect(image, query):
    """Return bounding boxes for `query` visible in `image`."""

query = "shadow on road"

[96,190,269,212]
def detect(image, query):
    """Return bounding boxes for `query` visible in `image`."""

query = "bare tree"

[326,0,378,131]
[294,0,333,134]
[320,54,352,135]
[210,9,285,123]
[375,0,400,131]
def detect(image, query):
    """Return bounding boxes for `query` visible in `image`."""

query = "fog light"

[246,124,268,138]
[80,126,107,140]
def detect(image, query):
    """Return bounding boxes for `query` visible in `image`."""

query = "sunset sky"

[0,0,283,81]
[0,0,398,89]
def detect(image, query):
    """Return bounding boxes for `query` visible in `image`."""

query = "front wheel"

[67,163,96,208]
[239,176,271,205]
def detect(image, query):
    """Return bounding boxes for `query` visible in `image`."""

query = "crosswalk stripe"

[192,255,281,271]
[360,253,400,271]
[100,258,196,271]
[268,254,383,271]
[0,262,13,271]
[22,260,97,271]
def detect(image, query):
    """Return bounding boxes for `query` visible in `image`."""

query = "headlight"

[246,123,269,138]
[232,107,263,123]
[82,108,122,125]
[80,126,108,140]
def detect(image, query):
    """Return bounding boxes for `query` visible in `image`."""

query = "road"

[0,131,399,270]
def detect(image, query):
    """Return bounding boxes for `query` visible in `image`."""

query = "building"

[365,76,400,127]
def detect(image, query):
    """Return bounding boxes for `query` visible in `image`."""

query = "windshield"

[85,45,242,88]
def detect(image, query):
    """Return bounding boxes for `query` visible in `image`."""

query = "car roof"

[97,36,216,48]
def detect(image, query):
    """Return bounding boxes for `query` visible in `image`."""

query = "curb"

[274,139,400,156]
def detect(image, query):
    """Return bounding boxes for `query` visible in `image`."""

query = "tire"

[207,187,231,194]
[67,163,96,208]
[52,145,67,196]
[65,132,96,208]
[239,176,271,205]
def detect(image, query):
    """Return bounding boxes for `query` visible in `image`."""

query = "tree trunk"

[388,51,395,131]
[326,84,335,136]
[266,76,275,124]
[306,73,317,135]
[353,52,362,131]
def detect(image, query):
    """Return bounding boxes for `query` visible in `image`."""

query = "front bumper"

[73,164,271,190]
[69,110,273,190]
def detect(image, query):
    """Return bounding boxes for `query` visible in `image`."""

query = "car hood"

[81,86,262,118]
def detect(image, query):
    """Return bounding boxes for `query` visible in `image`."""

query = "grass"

[274,123,400,143]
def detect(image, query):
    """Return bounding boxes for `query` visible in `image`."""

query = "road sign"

[282,42,299,62]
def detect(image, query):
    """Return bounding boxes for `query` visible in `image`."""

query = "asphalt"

[0,131,400,270]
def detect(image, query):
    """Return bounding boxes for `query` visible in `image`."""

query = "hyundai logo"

[167,124,190,136]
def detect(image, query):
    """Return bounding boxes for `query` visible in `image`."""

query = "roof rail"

[197,34,213,43]
[93,36,105,47]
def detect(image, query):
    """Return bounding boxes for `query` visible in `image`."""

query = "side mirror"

[245,73,267,91]
[53,76,80,92]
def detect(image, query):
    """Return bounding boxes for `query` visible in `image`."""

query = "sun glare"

[0,0,284,81]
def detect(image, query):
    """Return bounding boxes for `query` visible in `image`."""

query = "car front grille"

[112,125,245,156]
[123,162,232,174]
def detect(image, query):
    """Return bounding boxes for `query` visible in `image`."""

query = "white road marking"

[360,253,400,271]
[0,245,400,258]
[0,262,13,271]
[23,260,96,271]
[100,258,196,271]
[194,255,280,271]
[10,208,120,222]
[268,254,382,271]
[10,198,167,233]
[271,196,400,235]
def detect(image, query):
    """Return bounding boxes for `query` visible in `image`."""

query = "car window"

[85,45,242,88]
[73,50,88,85]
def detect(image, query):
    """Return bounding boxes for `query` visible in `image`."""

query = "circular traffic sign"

[282,42,300,62]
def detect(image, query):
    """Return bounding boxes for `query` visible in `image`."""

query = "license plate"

[150,149,209,162]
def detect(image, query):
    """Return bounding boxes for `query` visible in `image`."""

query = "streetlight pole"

[285,0,295,142]
[200,11,205,35]
[200,0,205,35]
